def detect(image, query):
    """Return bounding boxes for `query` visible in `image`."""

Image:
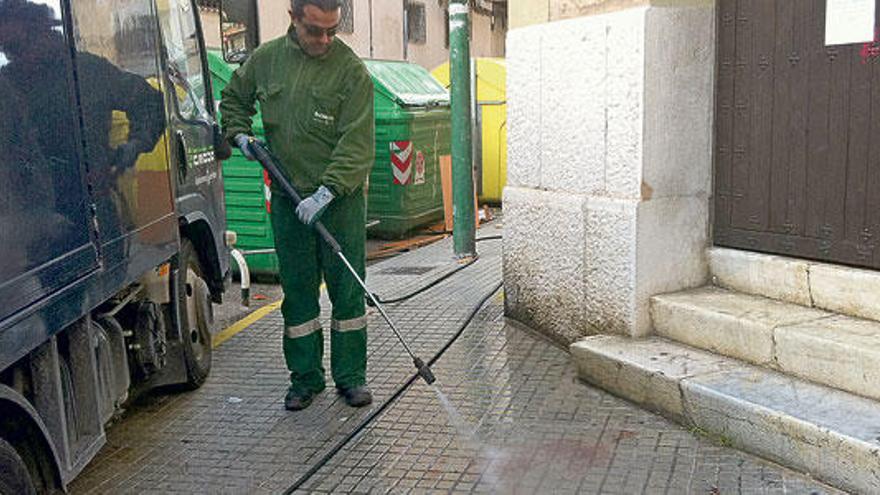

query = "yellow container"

[432,58,507,204]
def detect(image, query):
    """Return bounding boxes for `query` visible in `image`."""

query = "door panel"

[70,0,177,271]
[159,0,227,274]
[714,0,880,269]
[0,0,99,322]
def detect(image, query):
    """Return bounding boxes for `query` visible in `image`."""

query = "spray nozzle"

[413,357,436,385]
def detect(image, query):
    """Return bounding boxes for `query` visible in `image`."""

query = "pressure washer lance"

[244,137,436,385]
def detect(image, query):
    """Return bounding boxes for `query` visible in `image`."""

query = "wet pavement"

[70,223,839,494]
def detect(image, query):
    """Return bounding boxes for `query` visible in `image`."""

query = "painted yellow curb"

[213,300,282,348]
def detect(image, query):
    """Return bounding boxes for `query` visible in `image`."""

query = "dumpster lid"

[364,59,450,107]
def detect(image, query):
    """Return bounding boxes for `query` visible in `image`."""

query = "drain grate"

[378,266,437,276]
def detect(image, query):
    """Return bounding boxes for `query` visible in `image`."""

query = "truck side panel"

[0,0,228,488]
[70,0,180,277]
[0,0,179,369]
[0,0,98,327]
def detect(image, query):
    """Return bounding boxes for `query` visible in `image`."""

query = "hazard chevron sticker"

[390,140,413,185]
[263,170,272,213]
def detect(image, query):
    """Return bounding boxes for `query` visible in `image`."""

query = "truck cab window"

[160,0,211,122]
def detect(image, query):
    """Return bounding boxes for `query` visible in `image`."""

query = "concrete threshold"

[572,335,880,495]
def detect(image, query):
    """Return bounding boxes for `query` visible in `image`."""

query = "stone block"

[635,196,709,336]
[642,5,714,199]
[650,287,828,366]
[682,367,880,495]
[571,335,736,420]
[605,8,646,199]
[503,187,590,344]
[506,27,543,188]
[776,315,880,401]
[810,262,880,322]
[583,197,638,336]
[708,248,811,306]
[539,15,608,194]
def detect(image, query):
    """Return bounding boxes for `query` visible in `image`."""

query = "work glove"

[296,185,335,226]
[234,134,260,161]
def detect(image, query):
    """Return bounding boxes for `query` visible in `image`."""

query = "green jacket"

[220,30,374,197]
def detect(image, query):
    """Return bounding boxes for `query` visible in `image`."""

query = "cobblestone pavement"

[70,224,840,494]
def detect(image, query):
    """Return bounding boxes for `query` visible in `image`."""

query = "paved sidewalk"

[70,226,839,494]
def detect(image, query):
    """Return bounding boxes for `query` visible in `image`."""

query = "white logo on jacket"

[313,111,335,126]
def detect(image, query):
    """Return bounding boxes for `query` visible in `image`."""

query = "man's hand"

[112,141,143,170]
[296,185,335,226]
[235,134,260,161]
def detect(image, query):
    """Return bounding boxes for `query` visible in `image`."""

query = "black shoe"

[338,385,372,407]
[284,388,314,411]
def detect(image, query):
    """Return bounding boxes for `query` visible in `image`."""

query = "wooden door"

[714,0,880,268]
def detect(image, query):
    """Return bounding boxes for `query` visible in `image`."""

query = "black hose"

[476,235,503,242]
[369,256,476,305]
[284,280,504,494]
[367,235,502,306]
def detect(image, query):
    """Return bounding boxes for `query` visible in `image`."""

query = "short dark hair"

[0,0,62,27]
[291,0,340,19]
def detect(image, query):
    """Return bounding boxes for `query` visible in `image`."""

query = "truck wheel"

[0,438,36,495]
[178,239,213,389]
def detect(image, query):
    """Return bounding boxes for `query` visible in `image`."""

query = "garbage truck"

[0,0,231,491]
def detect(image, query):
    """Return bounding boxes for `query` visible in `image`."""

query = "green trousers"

[270,189,367,395]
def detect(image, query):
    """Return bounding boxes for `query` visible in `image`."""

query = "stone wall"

[503,3,715,343]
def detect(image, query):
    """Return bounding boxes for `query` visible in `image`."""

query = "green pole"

[448,0,476,258]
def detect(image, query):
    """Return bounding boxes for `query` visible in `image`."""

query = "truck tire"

[0,438,36,495]
[178,239,213,389]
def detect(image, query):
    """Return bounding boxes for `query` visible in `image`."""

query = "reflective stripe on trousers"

[331,315,367,332]
[285,318,322,339]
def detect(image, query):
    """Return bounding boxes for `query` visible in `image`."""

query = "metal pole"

[448,0,476,258]
[368,0,374,58]
[402,0,408,60]
[229,248,251,307]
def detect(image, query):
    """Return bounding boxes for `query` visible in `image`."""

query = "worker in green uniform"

[220,0,375,411]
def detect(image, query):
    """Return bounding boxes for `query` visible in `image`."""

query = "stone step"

[651,286,880,402]
[571,335,880,494]
[709,247,880,322]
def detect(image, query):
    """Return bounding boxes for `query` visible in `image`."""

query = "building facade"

[201,0,507,70]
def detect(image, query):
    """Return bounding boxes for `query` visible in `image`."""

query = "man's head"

[288,0,340,57]
[0,0,63,62]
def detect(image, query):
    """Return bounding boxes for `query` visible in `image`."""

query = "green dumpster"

[364,60,451,239]
[208,51,280,277]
